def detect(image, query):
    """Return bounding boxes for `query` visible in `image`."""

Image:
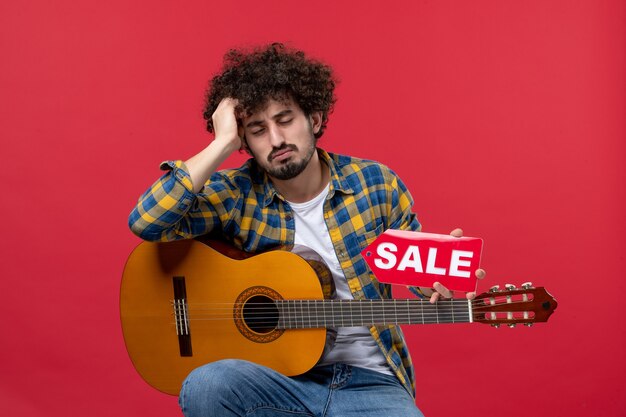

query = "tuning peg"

[505,284,516,290]
[524,323,533,327]
[521,282,533,289]
[491,324,500,328]
[508,323,517,328]
[489,285,500,293]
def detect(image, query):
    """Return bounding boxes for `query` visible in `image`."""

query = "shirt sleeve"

[128,160,239,241]
[384,169,428,299]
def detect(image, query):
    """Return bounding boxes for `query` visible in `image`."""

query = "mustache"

[268,144,298,162]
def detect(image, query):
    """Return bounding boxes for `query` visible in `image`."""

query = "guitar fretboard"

[275,299,473,329]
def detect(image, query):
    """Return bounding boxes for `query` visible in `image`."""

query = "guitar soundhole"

[243,295,279,334]
[234,286,285,343]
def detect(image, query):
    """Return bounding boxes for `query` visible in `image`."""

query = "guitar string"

[173,316,474,327]
[174,315,473,326]
[178,300,495,307]
[177,299,528,311]
[170,299,530,326]
[182,301,473,315]
[179,301,472,322]
[175,302,480,327]
[171,308,521,326]
[178,297,528,306]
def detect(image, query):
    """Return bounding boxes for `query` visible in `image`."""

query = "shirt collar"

[318,148,354,197]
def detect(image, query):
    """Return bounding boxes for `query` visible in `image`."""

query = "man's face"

[242,99,321,181]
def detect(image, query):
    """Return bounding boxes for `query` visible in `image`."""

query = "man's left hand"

[426,228,486,304]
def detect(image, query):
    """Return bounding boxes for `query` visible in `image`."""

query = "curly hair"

[203,43,337,139]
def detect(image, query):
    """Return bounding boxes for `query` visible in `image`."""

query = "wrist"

[213,134,241,155]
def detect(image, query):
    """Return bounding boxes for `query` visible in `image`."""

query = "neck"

[270,150,330,203]
[276,298,474,329]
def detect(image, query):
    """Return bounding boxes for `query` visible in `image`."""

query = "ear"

[241,135,253,156]
[309,111,323,134]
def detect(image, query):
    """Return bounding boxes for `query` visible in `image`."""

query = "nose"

[268,123,286,148]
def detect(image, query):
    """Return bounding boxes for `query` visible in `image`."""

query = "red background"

[1,1,624,416]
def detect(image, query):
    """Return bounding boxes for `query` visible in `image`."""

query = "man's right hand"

[211,97,245,154]
[184,97,245,193]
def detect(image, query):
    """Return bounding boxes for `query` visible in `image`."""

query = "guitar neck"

[275,298,473,329]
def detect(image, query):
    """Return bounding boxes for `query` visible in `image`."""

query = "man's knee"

[179,359,253,416]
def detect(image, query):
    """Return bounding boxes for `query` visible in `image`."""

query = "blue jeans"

[179,360,424,417]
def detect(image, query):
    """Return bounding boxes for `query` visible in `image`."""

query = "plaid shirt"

[129,148,423,396]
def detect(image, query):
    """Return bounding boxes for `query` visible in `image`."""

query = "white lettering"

[397,245,424,272]
[449,250,473,278]
[425,247,446,275]
[374,242,398,269]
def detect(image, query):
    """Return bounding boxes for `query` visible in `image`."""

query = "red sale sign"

[361,230,483,292]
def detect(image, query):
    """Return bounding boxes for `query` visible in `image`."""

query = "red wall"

[1,1,624,416]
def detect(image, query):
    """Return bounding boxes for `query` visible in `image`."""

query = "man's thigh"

[179,360,329,417]
[324,366,424,417]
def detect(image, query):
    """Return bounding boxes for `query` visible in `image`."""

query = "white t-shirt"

[287,184,392,375]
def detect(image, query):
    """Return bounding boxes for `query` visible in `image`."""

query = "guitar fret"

[340,300,344,327]
[440,300,454,324]
[316,300,320,328]
[450,301,456,323]
[347,300,352,326]
[359,300,364,327]
[299,300,303,328]
[393,300,397,325]
[382,300,385,324]
[406,299,411,325]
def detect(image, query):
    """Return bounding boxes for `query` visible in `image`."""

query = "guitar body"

[120,239,329,395]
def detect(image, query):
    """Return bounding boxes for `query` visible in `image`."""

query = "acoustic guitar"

[120,239,557,395]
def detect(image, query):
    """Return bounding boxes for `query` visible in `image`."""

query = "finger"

[466,291,476,300]
[475,269,486,279]
[217,97,234,110]
[433,282,454,299]
[450,228,463,238]
[429,292,440,304]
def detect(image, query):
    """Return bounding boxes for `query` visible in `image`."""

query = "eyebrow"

[245,109,294,129]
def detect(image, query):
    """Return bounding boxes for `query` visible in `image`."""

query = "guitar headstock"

[472,283,557,327]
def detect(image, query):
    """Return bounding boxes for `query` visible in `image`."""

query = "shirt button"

[285,215,293,222]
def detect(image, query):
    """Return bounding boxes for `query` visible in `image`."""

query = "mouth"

[269,146,297,162]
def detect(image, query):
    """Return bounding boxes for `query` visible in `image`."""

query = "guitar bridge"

[173,276,192,356]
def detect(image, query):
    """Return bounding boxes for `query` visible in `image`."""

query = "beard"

[265,141,317,180]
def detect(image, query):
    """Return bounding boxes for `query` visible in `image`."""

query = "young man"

[129,44,482,417]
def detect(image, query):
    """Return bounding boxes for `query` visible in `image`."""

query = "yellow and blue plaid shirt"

[129,148,423,396]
